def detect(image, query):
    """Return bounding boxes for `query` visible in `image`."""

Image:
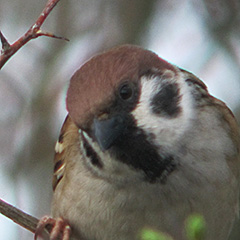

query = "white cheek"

[132,73,194,147]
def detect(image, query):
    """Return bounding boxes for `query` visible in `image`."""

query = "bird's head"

[66,45,207,183]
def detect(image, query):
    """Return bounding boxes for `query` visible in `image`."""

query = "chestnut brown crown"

[66,45,177,128]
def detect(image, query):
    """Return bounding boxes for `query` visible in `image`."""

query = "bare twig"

[0,198,38,233]
[0,0,66,237]
[0,198,50,239]
[0,0,69,69]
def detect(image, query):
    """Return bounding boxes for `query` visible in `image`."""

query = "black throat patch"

[110,120,177,183]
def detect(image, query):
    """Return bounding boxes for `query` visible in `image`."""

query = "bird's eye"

[119,83,133,100]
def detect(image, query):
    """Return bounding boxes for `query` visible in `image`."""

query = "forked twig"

[0,0,65,237]
[0,0,69,69]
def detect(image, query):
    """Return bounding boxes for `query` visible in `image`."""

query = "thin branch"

[0,0,69,70]
[0,0,66,237]
[0,198,38,233]
[0,198,50,239]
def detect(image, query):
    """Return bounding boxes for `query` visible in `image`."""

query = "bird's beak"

[92,114,127,151]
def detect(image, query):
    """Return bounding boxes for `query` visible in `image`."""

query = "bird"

[35,45,240,240]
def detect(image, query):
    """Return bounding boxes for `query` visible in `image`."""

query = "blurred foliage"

[140,214,206,240]
[141,228,173,240]
[185,214,206,240]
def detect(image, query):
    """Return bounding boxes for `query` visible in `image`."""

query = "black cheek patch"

[151,83,182,117]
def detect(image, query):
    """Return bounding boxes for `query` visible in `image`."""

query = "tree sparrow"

[35,45,240,240]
